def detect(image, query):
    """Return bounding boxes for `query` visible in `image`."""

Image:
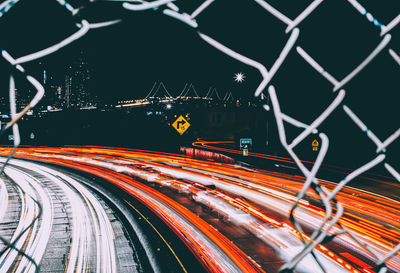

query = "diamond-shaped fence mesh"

[0,0,399,272]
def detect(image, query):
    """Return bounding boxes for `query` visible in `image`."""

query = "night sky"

[0,0,399,171]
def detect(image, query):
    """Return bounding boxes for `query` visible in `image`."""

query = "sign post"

[240,138,252,156]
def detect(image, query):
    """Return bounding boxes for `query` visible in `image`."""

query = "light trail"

[41,157,265,273]
[191,138,398,185]
[0,177,8,222]
[0,157,120,273]
[0,165,44,273]
[1,0,396,270]
[2,146,399,272]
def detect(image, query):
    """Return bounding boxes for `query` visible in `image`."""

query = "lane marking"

[124,200,188,273]
[11,216,35,273]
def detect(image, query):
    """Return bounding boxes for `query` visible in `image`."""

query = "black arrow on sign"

[177,120,186,129]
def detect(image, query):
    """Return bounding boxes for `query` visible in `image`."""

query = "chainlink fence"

[0,0,399,272]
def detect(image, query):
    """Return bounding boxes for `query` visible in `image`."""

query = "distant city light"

[166,104,172,109]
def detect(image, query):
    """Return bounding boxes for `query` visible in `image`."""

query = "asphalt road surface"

[0,146,399,273]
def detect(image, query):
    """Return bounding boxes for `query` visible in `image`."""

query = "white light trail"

[4,167,52,273]
[0,157,119,273]
[0,0,398,271]
[0,178,8,223]
[0,166,43,273]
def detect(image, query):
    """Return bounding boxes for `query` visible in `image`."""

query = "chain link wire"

[0,0,399,272]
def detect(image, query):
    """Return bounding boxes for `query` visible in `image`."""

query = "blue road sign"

[240,138,252,150]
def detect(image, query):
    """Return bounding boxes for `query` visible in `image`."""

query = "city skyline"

[0,51,99,113]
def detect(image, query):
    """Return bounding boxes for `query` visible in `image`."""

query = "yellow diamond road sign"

[172,115,190,135]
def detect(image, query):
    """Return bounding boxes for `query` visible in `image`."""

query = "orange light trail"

[1,146,399,272]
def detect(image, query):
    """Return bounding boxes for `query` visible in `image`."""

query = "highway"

[0,157,137,273]
[191,138,399,197]
[0,146,398,272]
[0,154,210,273]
